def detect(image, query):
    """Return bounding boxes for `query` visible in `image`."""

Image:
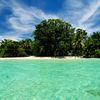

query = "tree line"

[0,39,34,57]
[0,19,100,58]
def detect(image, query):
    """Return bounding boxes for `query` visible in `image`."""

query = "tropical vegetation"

[0,19,100,58]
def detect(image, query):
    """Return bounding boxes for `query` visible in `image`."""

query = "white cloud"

[0,33,19,41]
[59,0,85,21]
[60,0,100,34]
[0,36,3,41]
[65,0,84,8]
[8,5,58,33]
[0,0,99,40]
[78,0,100,34]
[0,0,59,40]
[79,0,100,24]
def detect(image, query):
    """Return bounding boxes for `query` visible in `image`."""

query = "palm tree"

[72,29,87,56]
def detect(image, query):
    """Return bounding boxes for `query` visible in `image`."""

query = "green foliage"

[0,39,18,57]
[72,29,87,56]
[19,39,34,56]
[0,39,34,57]
[0,19,99,58]
[33,19,99,57]
[95,49,100,58]
[84,32,100,58]
[17,47,27,57]
[34,19,75,56]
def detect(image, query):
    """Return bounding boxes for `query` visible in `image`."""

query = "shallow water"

[0,59,100,100]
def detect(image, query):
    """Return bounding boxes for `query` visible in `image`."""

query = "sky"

[0,0,100,40]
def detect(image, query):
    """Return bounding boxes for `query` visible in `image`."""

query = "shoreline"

[0,56,99,60]
[0,56,82,60]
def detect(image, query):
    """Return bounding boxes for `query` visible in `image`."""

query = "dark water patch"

[87,89,100,96]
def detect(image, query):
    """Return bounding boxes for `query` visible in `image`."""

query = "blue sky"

[0,0,100,40]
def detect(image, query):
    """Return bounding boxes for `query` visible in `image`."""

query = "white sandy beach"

[0,56,81,60]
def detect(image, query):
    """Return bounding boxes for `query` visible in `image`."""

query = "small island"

[0,19,100,58]
[0,0,100,99]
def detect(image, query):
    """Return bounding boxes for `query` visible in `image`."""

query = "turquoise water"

[0,59,100,100]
